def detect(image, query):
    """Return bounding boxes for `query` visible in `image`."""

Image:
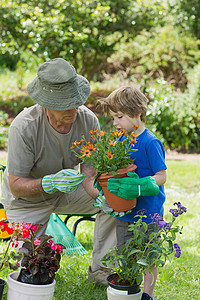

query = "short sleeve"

[7,126,34,177]
[146,139,167,174]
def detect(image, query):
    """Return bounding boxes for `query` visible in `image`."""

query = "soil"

[108,273,132,286]
[1,149,200,161]
[165,150,200,161]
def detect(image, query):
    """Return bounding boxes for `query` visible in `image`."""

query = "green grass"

[155,160,200,300]
[0,159,200,299]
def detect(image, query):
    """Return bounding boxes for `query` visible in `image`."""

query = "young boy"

[98,86,167,300]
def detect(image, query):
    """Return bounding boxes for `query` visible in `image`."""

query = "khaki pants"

[116,219,160,252]
[5,184,116,270]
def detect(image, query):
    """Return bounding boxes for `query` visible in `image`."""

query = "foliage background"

[0,0,200,152]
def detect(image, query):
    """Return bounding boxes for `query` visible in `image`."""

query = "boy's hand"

[107,172,159,200]
[41,169,86,194]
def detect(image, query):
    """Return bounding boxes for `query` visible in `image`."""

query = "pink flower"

[34,238,41,246]
[31,225,37,232]
[24,223,37,232]
[51,244,63,254]
[25,223,32,229]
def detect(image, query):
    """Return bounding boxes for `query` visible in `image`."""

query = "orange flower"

[110,129,127,137]
[131,139,137,145]
[131,132,137,139]
[109,140,117,146]
[81,149,92,157]
[133,125,139,130]
[81,143,96,157]
[89,130,99,140]
[106,152,114,159]
[89,130,98,135]
[71,139,84,149]
[98,131,105,137]
[130,132,138,145]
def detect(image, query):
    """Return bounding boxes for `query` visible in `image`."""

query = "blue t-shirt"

[116,128,167,224]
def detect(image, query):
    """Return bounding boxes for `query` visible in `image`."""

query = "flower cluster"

[169,201,187,217]
[0,220,65,283]
[0,220,28,271]
[102,202,187,286]
[71,128,138,178]
[151,213,171,230]
[174,243,181,258]
[0,219,14,236]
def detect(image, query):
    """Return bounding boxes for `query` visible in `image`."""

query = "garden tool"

[46,213,87,256]
[0,204,11,240]
[0,164,11,240]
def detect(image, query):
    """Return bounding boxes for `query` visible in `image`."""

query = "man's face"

[46,108,78,125]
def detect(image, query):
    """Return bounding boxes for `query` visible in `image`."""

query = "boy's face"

[110,111,141,134]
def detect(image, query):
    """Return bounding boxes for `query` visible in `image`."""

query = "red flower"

[51,244,63,254]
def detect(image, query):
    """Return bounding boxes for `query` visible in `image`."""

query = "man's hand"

[107,172,159,200]
[93,194,131,217]
[41,169,86,194]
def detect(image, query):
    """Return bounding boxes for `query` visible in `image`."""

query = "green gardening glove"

[93,194,131,217]
[107,172,159,200]
[93,180,131,217]
[41,169,86,194]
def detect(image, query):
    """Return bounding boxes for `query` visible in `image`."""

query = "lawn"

[0,159,200,299]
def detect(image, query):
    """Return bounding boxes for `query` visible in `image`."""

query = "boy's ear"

[137,113,141,118]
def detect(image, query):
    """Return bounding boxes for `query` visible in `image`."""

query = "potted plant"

[101,202,187,299]
[71,128,138,212]
[0,220,65,300]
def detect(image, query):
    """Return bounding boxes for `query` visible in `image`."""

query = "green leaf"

[137,259,149,266]
[127,249,140,257]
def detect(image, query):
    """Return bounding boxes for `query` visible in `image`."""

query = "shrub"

[106,25,200,90]
[146,74,200,152]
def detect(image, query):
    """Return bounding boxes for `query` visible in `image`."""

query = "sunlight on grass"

[0,69,36,92]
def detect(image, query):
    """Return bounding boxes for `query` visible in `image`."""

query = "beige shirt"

[2,104,100,209]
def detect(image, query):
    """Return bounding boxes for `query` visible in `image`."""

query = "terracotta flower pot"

[97,164,137,212]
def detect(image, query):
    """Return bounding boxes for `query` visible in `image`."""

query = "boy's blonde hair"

[97,86,148,122]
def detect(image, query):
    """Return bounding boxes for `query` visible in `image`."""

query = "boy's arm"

[153,169,167,186]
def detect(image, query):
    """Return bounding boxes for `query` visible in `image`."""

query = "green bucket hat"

[27,58,91,110]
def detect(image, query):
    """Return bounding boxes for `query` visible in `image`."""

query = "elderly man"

[1,58,116,285]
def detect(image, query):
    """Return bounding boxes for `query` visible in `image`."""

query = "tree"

[169,0,200,40]
[0,0,166,79]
